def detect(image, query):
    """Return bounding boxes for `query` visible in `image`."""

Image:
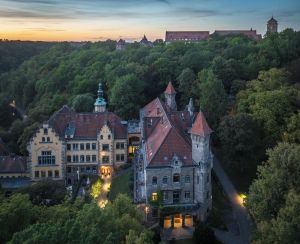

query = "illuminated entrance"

[174,214,182,228]
[163,214,194,229]
[100,166,112,176]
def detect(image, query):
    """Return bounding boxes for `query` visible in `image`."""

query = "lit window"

[152,176,157,185]
[151,192,158,201]
[173,173,180,183]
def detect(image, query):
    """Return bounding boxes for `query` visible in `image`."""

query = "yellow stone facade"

[28,124,65,181]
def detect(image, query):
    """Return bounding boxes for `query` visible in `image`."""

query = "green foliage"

[90,178,102,199]
[0,194,39,243]
[8,193,148,244]
[72,93,94,112]
[193,69,227,129]
[177,68,196,107]
[218,113,262,172]
[247,143,300,242]
[18,179,67,206]
[236,68,298,145]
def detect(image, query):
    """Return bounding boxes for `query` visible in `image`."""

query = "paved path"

[213,158,251,244]
[98,175,111,208]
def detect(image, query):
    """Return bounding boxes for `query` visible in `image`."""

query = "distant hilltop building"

[140,35,153,47]
[165,31,210,43]
[213,29,262,40]
[267,16,278,33]
[116,39,126,51]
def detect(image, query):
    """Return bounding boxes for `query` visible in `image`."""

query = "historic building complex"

[27,83,128,185]
[134,82,213,228]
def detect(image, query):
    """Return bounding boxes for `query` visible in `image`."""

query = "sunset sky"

[1,0,299,41]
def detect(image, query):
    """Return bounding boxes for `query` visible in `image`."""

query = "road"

[213,158,251,244]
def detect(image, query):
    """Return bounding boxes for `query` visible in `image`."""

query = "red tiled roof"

[189,111,212,136]
[48,106,127,139]
[165,31,210,42]
[141,97,193,167]
[165,82,176,95]
[0,156,27,173]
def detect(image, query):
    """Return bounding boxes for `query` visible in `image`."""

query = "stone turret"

[189,111,213,220]
[187,98,194,118]
[164,82,177,111]
[94,82,107,112]
[267,16,278,34]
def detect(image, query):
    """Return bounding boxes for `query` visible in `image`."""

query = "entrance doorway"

[174,214,182,228]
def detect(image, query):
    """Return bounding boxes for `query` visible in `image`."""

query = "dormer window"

[43,128,48,135]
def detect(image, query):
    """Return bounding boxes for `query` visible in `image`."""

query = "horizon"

[0,0,300,42]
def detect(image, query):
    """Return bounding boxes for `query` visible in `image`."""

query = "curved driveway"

[213,158,251,244]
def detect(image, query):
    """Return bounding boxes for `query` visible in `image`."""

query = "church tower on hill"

[267,16,278,34]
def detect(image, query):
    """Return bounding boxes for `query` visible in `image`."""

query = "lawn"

[108,169,133,201]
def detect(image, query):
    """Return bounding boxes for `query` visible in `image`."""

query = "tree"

[110,74,145,119]
[252,190,300,244]
[18,179,67,206]
[177,68,196,107]
[193,69,227,129]
[218,113,262,172]
[0,194,38,243]
[247,143,300,224]
[71,93,94,112]
[283,112,300,144]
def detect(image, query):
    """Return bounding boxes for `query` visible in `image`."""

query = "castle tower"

[94,82,107,112]
[164,82,177,111]
[189,111,213,220]
[267,16,278,33]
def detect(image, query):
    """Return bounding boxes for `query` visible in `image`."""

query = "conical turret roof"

[164,81,176,95]
[189,111,212,136]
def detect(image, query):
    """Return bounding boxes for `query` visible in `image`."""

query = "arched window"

[162,176,168,184]
[173,173,180,183]
[152,176,157,185]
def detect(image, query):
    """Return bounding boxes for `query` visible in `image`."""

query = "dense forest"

[0,29,300,242]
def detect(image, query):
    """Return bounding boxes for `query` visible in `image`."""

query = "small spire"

[97,82,103,99]
[164,81,176,95]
